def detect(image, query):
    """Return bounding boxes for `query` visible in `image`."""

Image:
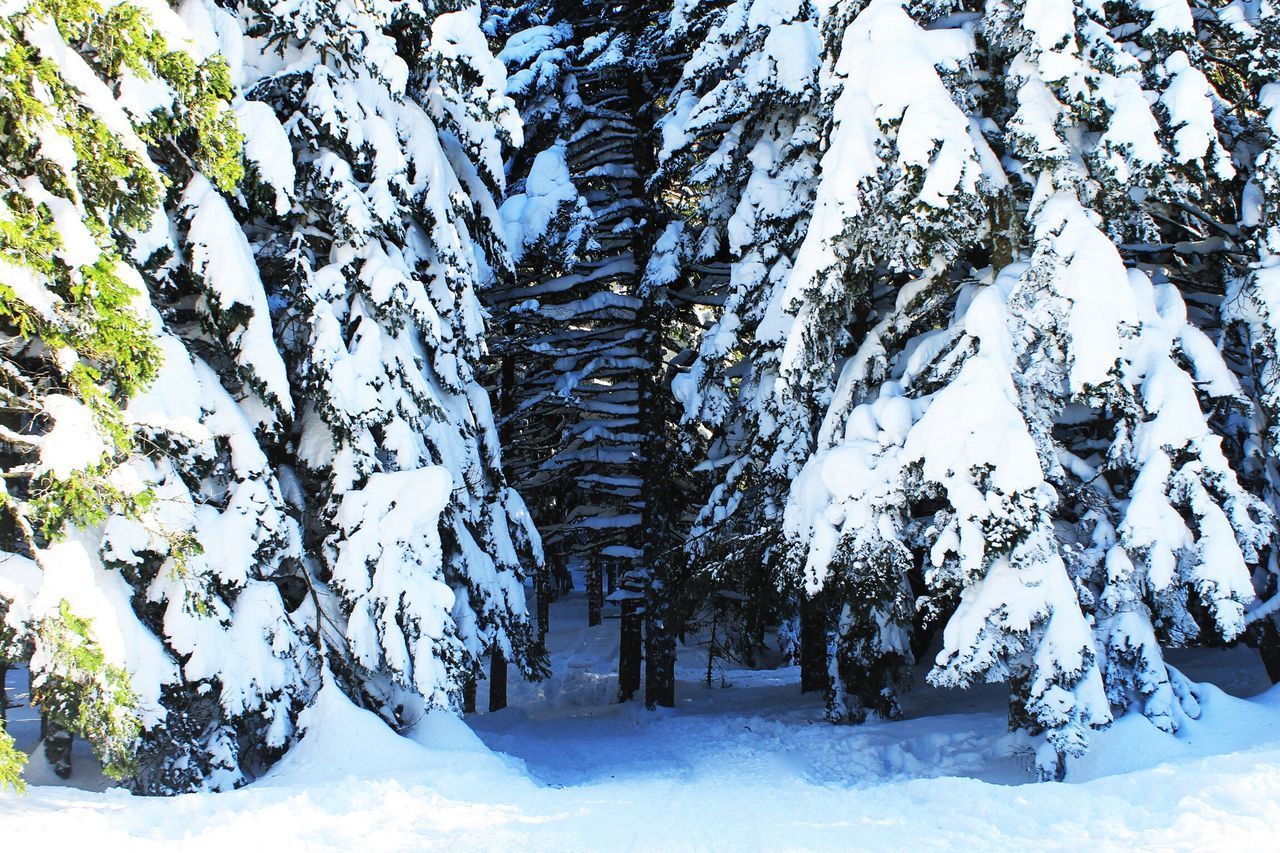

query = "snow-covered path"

[3,593,1280,850]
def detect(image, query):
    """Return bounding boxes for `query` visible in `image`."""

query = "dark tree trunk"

[41,714,72,779]
[743,570,769,668]
[630,64,677,709]
[0,661,7,724]
[555,558,573,596]
[494,324,528,701]
[587,557,603,627]
[618,598,643,702]
[644,565,677,708]
[1260,618,1280,684]
[536,568,551,644]
[462,671,477,714]
[489,649,508,713]
[800,595,828,694]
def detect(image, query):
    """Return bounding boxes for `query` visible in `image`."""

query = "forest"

[0,0,1279,828]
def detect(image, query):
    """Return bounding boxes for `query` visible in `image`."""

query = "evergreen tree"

[658,0,824,683]
[0,0,315,792]
[235,0,545,722]
[678,0,1272,775]
[777,0,995,722]
[488,3,607,615]
[491,0,652,582]
[492,0,696,705]
[1218,0,1280,679]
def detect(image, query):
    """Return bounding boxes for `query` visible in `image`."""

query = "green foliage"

[158,54,244,191]
[72,259,163,395]
[0,192,61,278]
[67,363,135,450]
[0,720,27,793]
[0,41,57,164]
[67,112,162,229]
[0,0,248,413]
[0,196,162,398]
[0,0,246,537]
[32,601,141,780]
[0,0,305,798]
[36,0,249,190]
[28,463,153,540]
[164,530,215,616]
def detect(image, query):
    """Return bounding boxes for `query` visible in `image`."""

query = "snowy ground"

[2,592,1279,850]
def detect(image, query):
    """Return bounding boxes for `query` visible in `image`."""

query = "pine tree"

[492,0,696,705]
[488,3,600,630]
[0,0,315,792]
[235,0,545,722]
[658,0,825,686]
[1218,0,1280,679]
[491,1,653,587]
[751,0,1269,775]
[776,0,995,722]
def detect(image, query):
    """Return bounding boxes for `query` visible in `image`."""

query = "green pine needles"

[0,722,25,792]
[31,601,141,780]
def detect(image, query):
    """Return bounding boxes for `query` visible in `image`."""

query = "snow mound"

[1072,682,1280,781]
[263,676,524,789]
[262,679,428,784]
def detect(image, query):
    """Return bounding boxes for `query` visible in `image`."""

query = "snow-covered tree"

[0,0,316,792]
[234,0,545,722]
[491,0,696,704]
[488,5,609,602]
[740,0,1273,775]
[490,2,648,575]
[776,0,996,722]
[658,0,824,669]
[1217,0,1280,679]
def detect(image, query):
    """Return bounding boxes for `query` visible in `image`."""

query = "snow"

[4,593,1279,848]
[500,142,578,262]
[330,466,461,703]
[0,553,40,634]
[771,0,984,363]
[31,531,180,727]
[0,258,59,322]
[1028,191,1137,393]
[5,0,1280,835]
[234,101,296,215]
[37,396,106,477]
[1161,52,1222,168]
[180,175,294,421]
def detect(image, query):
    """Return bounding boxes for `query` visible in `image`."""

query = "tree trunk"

[0,661,7,724]
[555,558,573,596]
[488,648,508,713]
[744,571,768,668]
[493,324,525,703]
[587,557,603,627]
[644,566,677,707]
[635,195,677,709]
[1260,618,1280,684]
[800,595,828,694]
[536,568,551,644]
[705,605,720,687]
[41,714,72,779]
[618,599,643,702]
[462,670,476,714]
